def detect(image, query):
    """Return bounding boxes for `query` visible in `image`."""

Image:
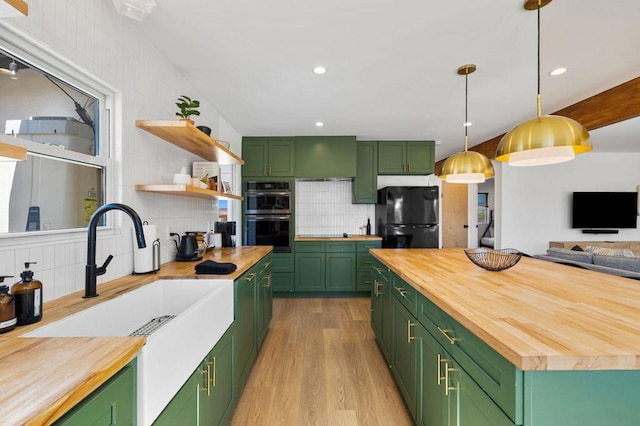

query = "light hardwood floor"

[231,297,413,426]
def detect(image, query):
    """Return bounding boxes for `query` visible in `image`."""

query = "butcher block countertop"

[295,234,382,241]
[370,248,640,371]
[1,246,271,425]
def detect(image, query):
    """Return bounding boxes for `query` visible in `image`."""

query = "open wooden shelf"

[135,184,243,201]
[135,120,244,165]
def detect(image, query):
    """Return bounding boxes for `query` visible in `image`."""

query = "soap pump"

[0,276,16,333]
[11,262,43,325]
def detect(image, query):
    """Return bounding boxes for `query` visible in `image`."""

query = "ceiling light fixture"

[549,67,567,76]
[315,121,324,127]
[0,141,27,162]
[438,64,495,184]
[496,0,591,166]
[111,0,156,22]
[312,66,327,75]
[9,60,17,80]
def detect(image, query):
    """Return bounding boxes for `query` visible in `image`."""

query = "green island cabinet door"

[199,328,234,426]
[353,141,378,204]
[418,325,447,426]
[391,295,419,420]
[54,362,136,426]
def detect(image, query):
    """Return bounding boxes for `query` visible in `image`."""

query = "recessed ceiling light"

[549,67,568,76]
[315,121,324,127]
[313,66,327,75]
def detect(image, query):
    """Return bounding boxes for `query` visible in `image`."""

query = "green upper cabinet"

[378,140,435,175]
[242,137,295,177]
[353,141,378,204]
[294,136,357,178]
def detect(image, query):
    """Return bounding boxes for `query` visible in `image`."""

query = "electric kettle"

[170,232,202,261]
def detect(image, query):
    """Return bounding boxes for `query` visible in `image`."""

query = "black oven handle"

[246,215,291,221]
[245,191,291,196]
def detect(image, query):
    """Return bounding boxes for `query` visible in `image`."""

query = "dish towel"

[195,260,238,275]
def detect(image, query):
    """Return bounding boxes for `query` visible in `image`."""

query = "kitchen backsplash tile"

[296,181,374,236]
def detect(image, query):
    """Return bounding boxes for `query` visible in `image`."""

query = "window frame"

[0,22,118,242]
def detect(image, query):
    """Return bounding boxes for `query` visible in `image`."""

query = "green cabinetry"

[255,254,273,351]
[371,257,392,361]
[154,327,234,426]
[353,141,378,204]
[294,136,357,178]
[391,294,419,419]
[235,266,257,392]
[272,252,294,293]
[54,362,136,426]
[295,241,379,293]
[378,141,435,175]
[242,137,295,177]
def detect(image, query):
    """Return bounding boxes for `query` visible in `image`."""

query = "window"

[0,43,111,234]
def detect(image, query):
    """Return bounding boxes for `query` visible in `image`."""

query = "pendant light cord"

[536,0,542,117]
[464,73,469,151]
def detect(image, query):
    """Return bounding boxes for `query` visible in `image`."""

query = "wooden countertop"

[370,248,640,371]
[295,235,382,242]
[1,246,271,425]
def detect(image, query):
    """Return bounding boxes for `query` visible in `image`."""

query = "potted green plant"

[175,95,200,124]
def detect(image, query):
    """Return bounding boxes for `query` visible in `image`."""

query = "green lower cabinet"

[200,328,234,426]
[256,260,273,350]
[356,270,373,292]
[325,253,356,291]
[154,328,234,426]
[153,370,199,426]
[54,362,136,426]
[391,295,419,420]
[272,253,294,293]
[418,325,447,426]
[235,268,257,391]
[295,252,325,291]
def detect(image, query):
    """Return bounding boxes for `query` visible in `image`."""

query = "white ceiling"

[137,0,640,161]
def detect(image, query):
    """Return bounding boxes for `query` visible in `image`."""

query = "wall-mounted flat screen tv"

[572,192,638,229]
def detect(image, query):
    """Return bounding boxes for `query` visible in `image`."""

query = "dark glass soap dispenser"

[11,262,43,325]
[0,276,16,333]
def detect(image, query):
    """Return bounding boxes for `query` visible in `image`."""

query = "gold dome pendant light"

[439,64,495,183]
[496,0,591,166]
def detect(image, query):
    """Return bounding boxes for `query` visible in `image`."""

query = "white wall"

[0,1,242,301]
[496,153,640,255]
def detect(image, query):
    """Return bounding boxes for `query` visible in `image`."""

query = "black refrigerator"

[375,186,439,248]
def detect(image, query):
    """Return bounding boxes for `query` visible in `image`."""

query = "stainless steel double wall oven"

[244,181,292,252]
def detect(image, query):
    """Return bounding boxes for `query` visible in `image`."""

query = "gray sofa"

[534,247,640,280]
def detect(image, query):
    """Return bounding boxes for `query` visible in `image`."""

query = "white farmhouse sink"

[25,279,234,426]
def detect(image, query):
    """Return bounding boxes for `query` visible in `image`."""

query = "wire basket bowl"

[464,248,523,271]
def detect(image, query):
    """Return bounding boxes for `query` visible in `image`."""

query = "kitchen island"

[370,248,640,425]
[0,246,271,426]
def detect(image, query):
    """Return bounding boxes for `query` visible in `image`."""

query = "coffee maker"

[215,221,236,247]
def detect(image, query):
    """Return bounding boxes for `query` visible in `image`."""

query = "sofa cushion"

[592,254,640,273]
[584,246,635,257]
[546,247,594,264]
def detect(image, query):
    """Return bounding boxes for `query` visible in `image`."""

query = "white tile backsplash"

[295,180,374,236]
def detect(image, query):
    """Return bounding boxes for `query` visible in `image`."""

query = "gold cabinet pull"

[407,320,416,343]
[263,166,267,176]
[364,260,372,265]
[373,266,383,273]
[394,286,407,297]
[437,353,444,385]
[211,357,216,388]
[407,162,411,172]
[263,261,272,269]
[244,273,256,281]
[444,362,456,396]
[437,326,457,345]
[373,280,380,296]
[402,162,406,172]
[200,363,211,396]
[265,273,271,288]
